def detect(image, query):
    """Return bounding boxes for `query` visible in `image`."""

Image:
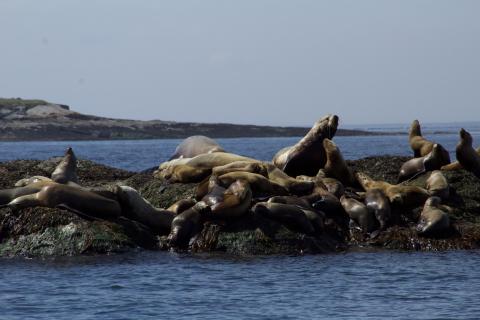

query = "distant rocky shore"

[1,156,479,257]
[0,98,396,141]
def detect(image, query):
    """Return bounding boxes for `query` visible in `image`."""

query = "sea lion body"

[169,135,225,160]
[51,147,79,184]
[456,129,480,178]
[217,172,288,197]
[441,147,480,171]
[14,176,53,187]
[272,114,338,177]
[204,180,252,219]
[167,198,197,215]
[364,189,391,230]
[168,202,210,247]
[426,170,449,199]
[409,120,451,163]
[322,139,355,186]
[398,144,451,182]
[252,202,315,235]
[340,196,376,233]
[416,197,450,235]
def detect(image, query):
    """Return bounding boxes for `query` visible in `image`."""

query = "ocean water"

[1,128,480,319]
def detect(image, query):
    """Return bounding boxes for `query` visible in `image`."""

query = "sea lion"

[168,135,225,160]
[272,114,339,177]
[212,160,267,177]
[268,195,312,209]
[14,176,53,187]
[202,179,252,219]
[301,182,345,217]
[299,171,345,198]
[7,183,122,220]
[340,195,376,233]
[51,147,79,184]
[441,147,480,171]
[217,172,289,197]
[355,172,429,208]
[115,186,174,234]
[364,189,391,230]
[167,198,197,215]
[157,152,257,183]
[168,202,210,247]
[252,202,315,235]
[0,181,54,205]
[426,170,449,199]
[398,144,451,182]
[455,128,480,178]
[322,139,355,186]
[409,120,451,163]
[416,197,450,235]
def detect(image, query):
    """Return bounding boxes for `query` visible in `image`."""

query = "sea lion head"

[460,128,473,146]
[327,115,339,139]
[424,196,442,207]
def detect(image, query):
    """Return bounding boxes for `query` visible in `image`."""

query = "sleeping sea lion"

[51,147,79,184]
[252,202,316,235]
[416,197,450,235]
[168,135,225,160]
[426,170,449,199]
[398,144,451,182]
[455,129,480,178]
[340,195,376,233]
[272,114,338,177]
[202,179,252,219]
[14,176,53,187]
[217,172,288,197]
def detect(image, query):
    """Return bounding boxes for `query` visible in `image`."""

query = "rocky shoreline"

[1,155,479,258]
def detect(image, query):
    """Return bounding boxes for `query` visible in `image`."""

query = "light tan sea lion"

[202,180,252,219]
[7,183,122,220]
[51,147,79,184]
[340,195,376,233]
[441,147,480,171]
[322,139,355,186]
[115,186,174,234]
[272,114,339,177]
[426,170,449,199]
[455,129,480,178]
[217,172,289,197]
[364,189,391,230]
[416,197,450,235]
[299,171,345,198]
[252,202,315,235]
[409,120,451,163]
[168,202,210,247]
[0,181,55,205]
[211,160,267,177]
[156,152,257,183]
[14,176,53,187]
[355,172,429,208]
[168,135,225,160]
[267,195,312,209]
[398,144,451,182]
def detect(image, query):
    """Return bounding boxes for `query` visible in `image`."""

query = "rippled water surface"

[1,125,480,319]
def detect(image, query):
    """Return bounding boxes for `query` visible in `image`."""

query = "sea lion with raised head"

[51,147,79,184]
[426,170,449,199]
[409,120,451,163]
[252,202,315,235]
[455,128,480,178]
[272,114,339,177]
[322,139,355,186]
[416,197,450,236]
[168,135,225,160]
[6,183,122,220]
[441,147,480,171]
[340,195,376,233]
[398,144,451,182]
[364,189,391,230]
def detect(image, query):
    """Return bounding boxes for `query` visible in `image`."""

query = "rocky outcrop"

[1,156,480,258]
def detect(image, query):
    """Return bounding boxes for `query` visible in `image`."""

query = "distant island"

[0,98,398,141]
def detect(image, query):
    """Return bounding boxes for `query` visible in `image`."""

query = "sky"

[1,0,479,126]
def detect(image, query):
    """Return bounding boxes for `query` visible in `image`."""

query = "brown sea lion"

[202,180,252,219]
[409,120,451,163]
[167,198,197,215]
[322,139,355,186]
[441,147,480,171]
[252,202,315,235]
[364,188,391,230]
[6,183,122,220]
[416,197,450,235]
[217,172,288,197]
[51,147,79,184]
[455,129,480,178]
[355,172,429,208]
[168,202,210,247]
[212,160,267,177]
[398,144,451,182]
[272,114,339,177]
[340,195,376,233]
[156,152,256,183]
[168,135,225,160]
[268,195,312,209]
[426,170,449,199]
[115,186,174,234]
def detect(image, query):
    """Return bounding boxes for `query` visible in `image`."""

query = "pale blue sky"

[1,0,479,126]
